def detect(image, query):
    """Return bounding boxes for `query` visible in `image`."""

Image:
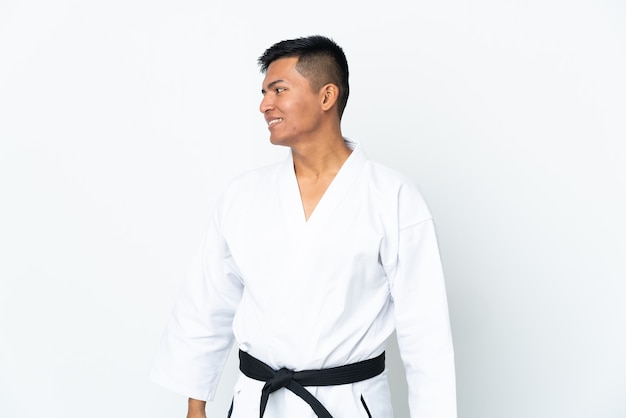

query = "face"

[259,57,323,146]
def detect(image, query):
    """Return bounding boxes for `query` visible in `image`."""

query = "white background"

[1,0,625,417]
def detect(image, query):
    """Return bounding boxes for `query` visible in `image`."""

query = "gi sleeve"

[149,206,244,401]
[388,186,457,418]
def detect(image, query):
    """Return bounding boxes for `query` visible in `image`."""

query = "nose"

[259,94,273,114]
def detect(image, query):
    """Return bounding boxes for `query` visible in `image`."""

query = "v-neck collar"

[277,138,367,237]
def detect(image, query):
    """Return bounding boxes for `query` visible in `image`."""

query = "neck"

[291,133,352,180]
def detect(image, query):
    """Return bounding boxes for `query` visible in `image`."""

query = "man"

[150,35,456,418]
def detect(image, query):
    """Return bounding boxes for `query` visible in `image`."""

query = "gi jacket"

[150,138,457,417]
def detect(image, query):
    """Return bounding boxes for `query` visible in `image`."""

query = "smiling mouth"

[268,118,283,127]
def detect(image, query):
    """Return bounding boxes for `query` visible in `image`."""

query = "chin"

[269,135,292,147]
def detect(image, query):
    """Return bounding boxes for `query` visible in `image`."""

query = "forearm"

[187,398,206,418]
[393,221,457,417]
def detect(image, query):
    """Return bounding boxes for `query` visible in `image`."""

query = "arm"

[150,209,244,402]
[390,219,457,418]
[187,398,207,418]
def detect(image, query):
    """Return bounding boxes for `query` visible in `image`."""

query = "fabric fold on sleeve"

[390,219,457,418]
[149,209,244,401]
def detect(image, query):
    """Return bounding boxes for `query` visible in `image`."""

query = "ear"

[319,84,339,112]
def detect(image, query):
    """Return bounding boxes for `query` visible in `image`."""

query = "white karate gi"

[150,138,456,418]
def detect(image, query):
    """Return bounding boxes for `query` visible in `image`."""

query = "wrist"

[187,398,206,418]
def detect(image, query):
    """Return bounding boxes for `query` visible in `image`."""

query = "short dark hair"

[258,35,350,119]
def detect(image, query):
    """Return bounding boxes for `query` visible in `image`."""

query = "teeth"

[268,118,283,126]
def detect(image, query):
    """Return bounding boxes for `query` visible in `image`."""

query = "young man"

[151,35,456,418]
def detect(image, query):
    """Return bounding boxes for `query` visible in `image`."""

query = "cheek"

[293,101,319,122]
[291,112,316,132]
[281,98,320,132]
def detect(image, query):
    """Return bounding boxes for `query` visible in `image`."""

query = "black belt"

[238,350,385,418]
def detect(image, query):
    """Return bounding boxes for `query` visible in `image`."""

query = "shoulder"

[210,159,286,219]
[348,139,419,194]
[224,160,285,192]
[363,160,433,227]
[365,160,414,188]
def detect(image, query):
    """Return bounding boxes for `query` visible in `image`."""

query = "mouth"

[267,118,283,129]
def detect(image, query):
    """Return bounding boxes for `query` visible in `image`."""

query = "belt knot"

[264,367,294,393]
[239,350,385,418]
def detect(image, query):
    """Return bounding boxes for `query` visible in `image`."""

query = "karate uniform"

[150,138,456,417]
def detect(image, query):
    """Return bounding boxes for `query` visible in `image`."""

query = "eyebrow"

[261,79,285,94]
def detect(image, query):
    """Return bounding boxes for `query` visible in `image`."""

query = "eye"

[275,87,286,94]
